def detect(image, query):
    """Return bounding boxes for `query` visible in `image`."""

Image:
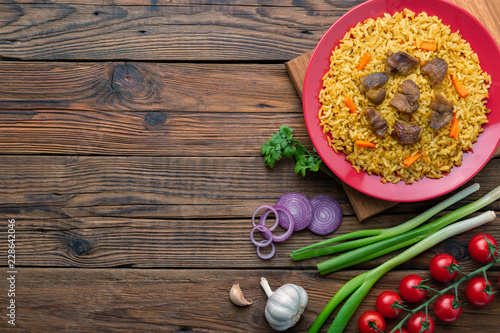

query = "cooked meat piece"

[398,79,420,103]
[362,107,388,138]
[365,88,387,105]
[390,93,413,114]
[359,72,389,105]
[389,79,420,114]
[391,121,421,144]
[421,58,448,87]
[428,93,454,129]
[386,51,420,75]
[360,72,390,91]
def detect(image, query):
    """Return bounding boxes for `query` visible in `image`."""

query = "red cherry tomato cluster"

[466,234,497,306]
[357,233,498,332]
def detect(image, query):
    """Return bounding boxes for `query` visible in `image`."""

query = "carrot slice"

[356,52,372,72]
[451,74,468,97]
[403,153,422,167]
[355,140,376,148]
[344,96,357,113]
[450,113,460,139]
[419,42,437,51]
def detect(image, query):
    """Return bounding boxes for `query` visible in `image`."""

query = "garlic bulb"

[260,277,308,331]
[229,284,252,306]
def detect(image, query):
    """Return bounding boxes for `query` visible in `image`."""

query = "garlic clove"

[229,284,253,306]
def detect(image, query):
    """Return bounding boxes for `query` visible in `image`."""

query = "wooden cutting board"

[285,0,500,221]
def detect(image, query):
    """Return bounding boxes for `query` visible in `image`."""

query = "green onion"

[309,210,497,333]
[317,184,500,275]
[291,183,479,261]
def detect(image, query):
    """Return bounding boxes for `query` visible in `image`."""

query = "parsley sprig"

[260,125,338,181]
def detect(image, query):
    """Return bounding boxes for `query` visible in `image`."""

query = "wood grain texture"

[0,155,498,220]
[0,268,499,332]
[0,62,307,155]
[2,211,500,269]
[0,1,499,332]
[0,62,299,113]
[0,110,307,156]
[0,155,351,219]
[0,0,364,61]
[0,155,498,269]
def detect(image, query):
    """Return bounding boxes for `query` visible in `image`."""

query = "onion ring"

[256,241,275,260]
[270,206,295,242]
[276,193,313,231]
[252,205,279,230]
[250,224,273,247]
[308,195,343,235]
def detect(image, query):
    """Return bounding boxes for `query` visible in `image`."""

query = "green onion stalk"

[291,183,480,261]
[316,185,500,275]
[309,210,497,333]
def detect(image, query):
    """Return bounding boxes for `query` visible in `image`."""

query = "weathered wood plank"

[0,0,362,61]
[0,110,307,156]
[0,61,306,155]
[0,156,498,221]
[0,155,497,269]
[2,212,500,269]
[0,268,499,332]
[1,0,497,62]
[0,155,350,219]
[0,62,299,112]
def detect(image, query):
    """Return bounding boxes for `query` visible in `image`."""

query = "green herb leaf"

[261,125,329,179]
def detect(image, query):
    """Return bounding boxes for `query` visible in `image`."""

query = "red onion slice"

[276,193,313,231]
[252,205,279,230]
[270,206,295,242]
[308,195,343,235]
[256,241,275,260]
[250,224,273,247]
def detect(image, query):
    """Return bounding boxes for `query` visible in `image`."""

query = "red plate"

[303,0,500,202]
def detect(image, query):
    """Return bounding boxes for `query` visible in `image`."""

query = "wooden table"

[0,0,499,332]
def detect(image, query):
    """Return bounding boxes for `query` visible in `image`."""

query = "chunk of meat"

[428,93,454,129]
[390,94,413,114]
[391,121,421,144]
[365,88,387,105]
[386,51,420,75]
[421,58,448,87]
[398,79,420,103]
[359,72,389,105]
[360,72,390,91]
[362,107,388,138]
[389,79,420,114]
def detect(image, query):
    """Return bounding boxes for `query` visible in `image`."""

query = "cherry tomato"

[406,312,435,333]
[399,275,427,303]
[433,294,462,322]
[376,291,403,318]
[468,234,498,263]
[429,253,458,282]
[358,310,386,333]
[465,277,495,306]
